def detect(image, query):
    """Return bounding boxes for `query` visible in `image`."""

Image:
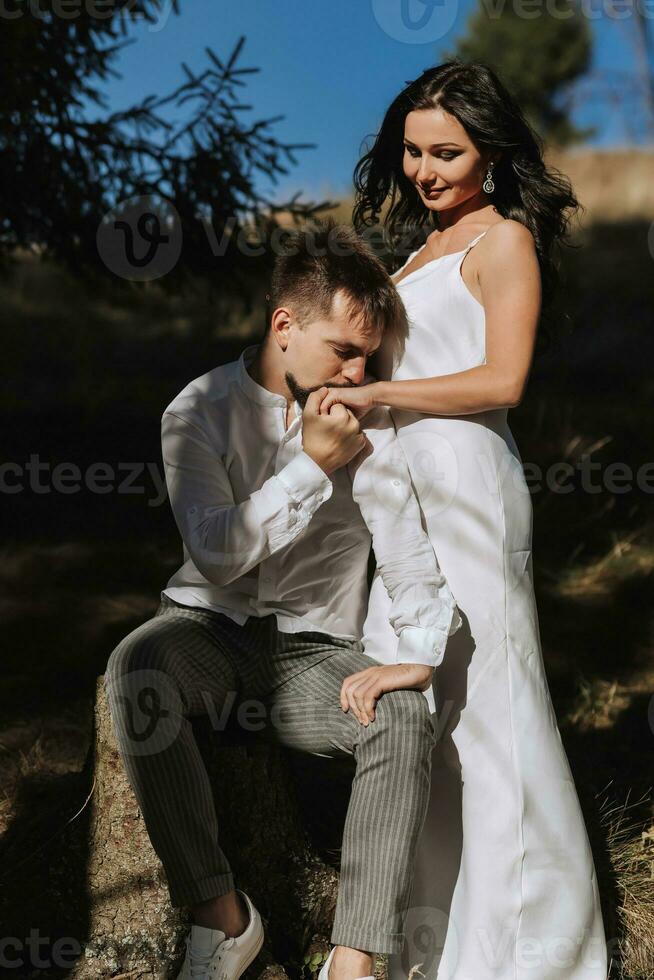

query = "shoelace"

[187,934,237,978]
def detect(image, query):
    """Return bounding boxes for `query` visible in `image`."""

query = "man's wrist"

[303,449,331,477]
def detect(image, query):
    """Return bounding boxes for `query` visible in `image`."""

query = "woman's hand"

[318,382,382,419]
[340,663,434,725]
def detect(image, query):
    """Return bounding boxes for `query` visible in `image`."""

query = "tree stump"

[70,675,368,980]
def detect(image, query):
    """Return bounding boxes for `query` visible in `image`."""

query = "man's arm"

[162,408,333,588]
[348,405,462,670]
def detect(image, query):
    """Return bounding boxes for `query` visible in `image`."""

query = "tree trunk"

[69,675,371,980]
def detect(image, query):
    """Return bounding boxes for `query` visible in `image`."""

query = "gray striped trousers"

[104,596,437,955]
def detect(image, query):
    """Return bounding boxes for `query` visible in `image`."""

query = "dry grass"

[554,533,654,601]
[559,656,654,979]
[563,677,633,732]
[600,793,654,980]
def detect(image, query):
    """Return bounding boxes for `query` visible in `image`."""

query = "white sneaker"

[317,946,375,980]
[175,889,264,980]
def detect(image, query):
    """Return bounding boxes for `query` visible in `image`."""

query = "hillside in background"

[320,148,654,226]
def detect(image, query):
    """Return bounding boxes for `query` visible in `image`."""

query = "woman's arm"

[319,221,542,418]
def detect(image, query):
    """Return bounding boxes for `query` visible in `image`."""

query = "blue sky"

[102,0,644,202]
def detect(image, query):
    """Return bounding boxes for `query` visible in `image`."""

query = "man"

[105,219,461,980]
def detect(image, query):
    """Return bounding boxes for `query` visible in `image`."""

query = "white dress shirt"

[161,344,461,667]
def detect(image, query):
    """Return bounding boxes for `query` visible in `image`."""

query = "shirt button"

[263,576,271,583]
[392,479,401,486]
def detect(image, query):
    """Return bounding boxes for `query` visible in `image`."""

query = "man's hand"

[302,388,368,476]
[340,663,434,726]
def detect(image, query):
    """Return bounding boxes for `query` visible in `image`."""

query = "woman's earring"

[483,163,495,194]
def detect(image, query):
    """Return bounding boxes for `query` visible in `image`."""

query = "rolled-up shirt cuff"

[396,626,451,668]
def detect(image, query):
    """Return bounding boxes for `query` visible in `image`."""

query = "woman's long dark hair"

[353,61,581,352]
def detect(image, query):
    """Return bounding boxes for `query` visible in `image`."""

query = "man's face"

[273,289,383,409]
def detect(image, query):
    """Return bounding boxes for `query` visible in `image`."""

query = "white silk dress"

[362,231,608,979]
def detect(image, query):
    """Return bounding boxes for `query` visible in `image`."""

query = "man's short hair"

[266,217,406,342]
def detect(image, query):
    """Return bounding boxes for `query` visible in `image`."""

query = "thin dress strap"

[463,230,489,252]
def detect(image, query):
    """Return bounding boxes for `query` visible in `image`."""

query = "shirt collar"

[237,344,302,421]
[237,344,286,407]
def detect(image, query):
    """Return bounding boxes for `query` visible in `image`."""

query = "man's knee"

[377,688,436,745]
[105,620,171,686]
[104,625,186,757]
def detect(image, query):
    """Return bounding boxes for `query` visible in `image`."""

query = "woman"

[318,63,608,980]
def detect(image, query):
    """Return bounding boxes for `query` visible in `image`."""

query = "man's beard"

[285,371,355,410]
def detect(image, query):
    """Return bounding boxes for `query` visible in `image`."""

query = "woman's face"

[402,107,493,215]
